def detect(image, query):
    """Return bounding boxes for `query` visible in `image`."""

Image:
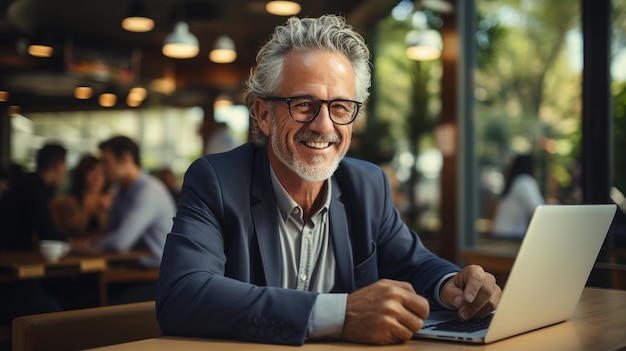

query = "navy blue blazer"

[156,142,459,345]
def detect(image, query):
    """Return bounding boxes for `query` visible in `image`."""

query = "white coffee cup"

[39,240,70,262]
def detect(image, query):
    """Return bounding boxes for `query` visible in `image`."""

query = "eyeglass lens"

[289,97,358,124]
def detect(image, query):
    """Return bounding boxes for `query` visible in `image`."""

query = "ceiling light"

[74,86,93,99]
[265,0,301,16]
[214,94,233,109]
[27,32,54,57]
[163,22,199,59]
[8,105,20,116]
[127,95,142,107]
[128,86,147,101]
[127,86,147,107]
[209,35,237,63]
[149,78,176,95]
[405,29,442,61]
[99,92,117,107]
[27,42,53,57]
[122,0,154,32]
[28,44,53,57]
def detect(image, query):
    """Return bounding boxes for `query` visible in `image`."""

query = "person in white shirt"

[492,155,544,239]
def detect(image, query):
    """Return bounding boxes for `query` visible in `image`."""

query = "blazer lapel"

[249,149,355,291]
[329,177,355,292]
[250,148,282,287]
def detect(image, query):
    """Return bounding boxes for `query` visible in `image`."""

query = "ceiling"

[0,0,399,112]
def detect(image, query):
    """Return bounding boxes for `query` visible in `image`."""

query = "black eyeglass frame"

[262,96,363,125]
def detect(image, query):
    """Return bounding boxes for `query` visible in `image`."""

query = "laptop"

[414,204,617,344]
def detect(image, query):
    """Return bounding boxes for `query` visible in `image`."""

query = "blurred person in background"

[45,155,113,309]
[200,113,238,155]
[0,143,67,250]
[0,166,8,199]
[96,136,176,304]
[0,163,26,201]
[0,143,67,324]
[491,154,544,240]
[8,162,26,184]
[97,136,176,267]
[153,167,181,203]
[50,155,111,241]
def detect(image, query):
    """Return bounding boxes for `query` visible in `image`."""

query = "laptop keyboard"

[424,314,493,333]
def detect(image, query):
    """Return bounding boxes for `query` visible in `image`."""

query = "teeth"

[305,141,330,149]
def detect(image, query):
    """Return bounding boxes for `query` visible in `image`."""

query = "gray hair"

[244,14,371,145]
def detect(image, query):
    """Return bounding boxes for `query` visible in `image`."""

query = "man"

[156,15,501,346]
[98,136,176,267]
[0,143,67,250]
[0,143,67,323]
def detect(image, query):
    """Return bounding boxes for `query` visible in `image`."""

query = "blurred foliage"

[474,0,583,203]
[348,6,444,229]
[352,0,625,218]
[350,9,441,165]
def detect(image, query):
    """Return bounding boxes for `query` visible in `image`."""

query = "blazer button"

[267,327,275,338]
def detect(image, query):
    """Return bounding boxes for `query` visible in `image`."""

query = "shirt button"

[299,273,307,281]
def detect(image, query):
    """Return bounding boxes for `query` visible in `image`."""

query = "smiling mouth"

[303,141,332,149]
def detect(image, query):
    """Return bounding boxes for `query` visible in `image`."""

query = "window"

[474,0,582,237]
[10,107,204,179]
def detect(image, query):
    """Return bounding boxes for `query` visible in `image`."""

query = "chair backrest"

[12,301,161,351]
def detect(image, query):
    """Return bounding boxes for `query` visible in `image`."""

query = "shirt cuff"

[434,272,458,310]
[307,293,347,339]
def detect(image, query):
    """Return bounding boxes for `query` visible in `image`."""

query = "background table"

[0,249,158,305]
[0,249,152,282]
[461,238,626,290]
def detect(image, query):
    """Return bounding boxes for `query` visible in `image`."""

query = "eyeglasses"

[262,96,363,125]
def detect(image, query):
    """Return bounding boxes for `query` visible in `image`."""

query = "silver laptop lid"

[484,204,616,343]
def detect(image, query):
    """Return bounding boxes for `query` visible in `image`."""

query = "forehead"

[99,149,116,162]
[279,50,356,97]
[88,163,103,171]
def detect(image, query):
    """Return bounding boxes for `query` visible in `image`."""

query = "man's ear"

[254,99,272,137]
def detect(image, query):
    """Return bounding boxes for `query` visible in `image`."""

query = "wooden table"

[0,249,158,305]
[0,249,153,282]
[89,287,626,351]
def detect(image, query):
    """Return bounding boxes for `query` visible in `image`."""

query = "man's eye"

[332,102,350,111]
[292,99,316,109]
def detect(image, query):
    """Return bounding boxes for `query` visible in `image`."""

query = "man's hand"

[440,265,501,321]
[341,279,429,345]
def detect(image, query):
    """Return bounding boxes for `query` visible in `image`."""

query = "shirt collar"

[269,166,332,222]
[118,170,148,197]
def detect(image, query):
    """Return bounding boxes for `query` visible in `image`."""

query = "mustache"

[294,130,342,143]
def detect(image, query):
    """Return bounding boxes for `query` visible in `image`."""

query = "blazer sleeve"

[156,156,318,345]
[336,159,460,309]
[376,166,460,307]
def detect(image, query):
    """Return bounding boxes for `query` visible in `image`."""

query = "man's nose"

[308,104,335,135]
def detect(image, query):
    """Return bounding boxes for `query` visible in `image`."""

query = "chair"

[11,300,160,351]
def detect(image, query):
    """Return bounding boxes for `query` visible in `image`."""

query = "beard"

[270,116,347,182]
